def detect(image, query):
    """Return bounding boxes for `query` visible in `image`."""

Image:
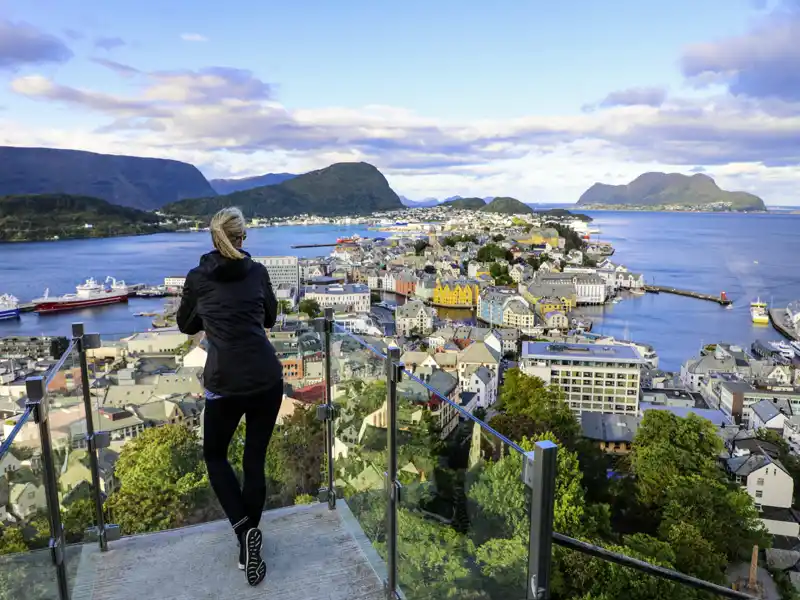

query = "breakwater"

[644,285,732,306]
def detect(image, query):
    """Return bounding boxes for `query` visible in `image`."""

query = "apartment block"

[252,256,301,290]
[521,342,645,415]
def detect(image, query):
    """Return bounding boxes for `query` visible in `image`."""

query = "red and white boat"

[33,277,129,314]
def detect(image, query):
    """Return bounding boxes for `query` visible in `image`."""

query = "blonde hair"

[210,207,246,259]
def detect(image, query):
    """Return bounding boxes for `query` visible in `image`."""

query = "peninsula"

[577,172,766,212]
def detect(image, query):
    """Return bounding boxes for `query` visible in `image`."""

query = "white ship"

[0,294,20,320]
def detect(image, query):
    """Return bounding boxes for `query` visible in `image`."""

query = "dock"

[769,308,799,341]
[291,243,357,249]
[644,285,732,306]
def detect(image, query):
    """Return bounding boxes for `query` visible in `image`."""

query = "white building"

[574,275,607,305]
[463,366,498,408]
[303,283,370,313]
[164,276,186,290]
[521,341,644,415]
[125,331,188,355]
[726,453,795,534]
[395,300,436,337]
[252,256,300,290]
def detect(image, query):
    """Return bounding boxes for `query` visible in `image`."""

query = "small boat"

[630,288,646,296]
[750,298,769,325]
[0,294,21,320]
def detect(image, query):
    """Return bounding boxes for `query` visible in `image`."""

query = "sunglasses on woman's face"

[240,233,247,241]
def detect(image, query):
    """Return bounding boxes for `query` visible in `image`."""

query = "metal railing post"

[522,440,558,600]
[384,346,402,600]
[72,323,117,550]
[314,309,337,509]
[26,376,70,600]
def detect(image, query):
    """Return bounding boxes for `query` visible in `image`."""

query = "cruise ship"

[0,294,20,320]
[750,298,769,325]
[33,277,129,314]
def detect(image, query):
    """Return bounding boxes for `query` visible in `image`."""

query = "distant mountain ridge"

[577,172,766,211]
[0,146,216,211]
[210,173,297,195]
[442,197,486,210]
[164,162,404,218]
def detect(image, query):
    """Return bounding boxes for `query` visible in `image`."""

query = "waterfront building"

[433,279,481,307]
[303,283,370,313]
[164,276,186,290]
[414,275,437,301]
[394,271,417,297]
[521,278,577,310]
[395,300,436,337]
[541,311,569,330]
[477,288,519,326]
[535,296,570,317]
[252,256,301,290]
[521,341,645,416]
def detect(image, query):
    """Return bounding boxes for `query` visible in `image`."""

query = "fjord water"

[0,212,798,370]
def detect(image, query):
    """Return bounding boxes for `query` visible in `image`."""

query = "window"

[757,478,764,486]
[755,490,763,498]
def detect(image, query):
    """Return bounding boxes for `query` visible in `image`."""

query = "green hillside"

[441,197,486,210]
[0,194,168,242]
[163,162,403,218]
[479,196,534,215]
[577,172,766,211]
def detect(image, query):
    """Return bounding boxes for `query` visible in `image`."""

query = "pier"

[290,243,357,249]
[644,285,732,306]
[769,308,799,341]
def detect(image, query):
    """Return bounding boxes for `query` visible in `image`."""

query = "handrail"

[0,406,33,460]
[552,533,757,600]
[401,368,526,456]
[45,338,78,387]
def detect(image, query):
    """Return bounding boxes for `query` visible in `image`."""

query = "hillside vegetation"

[0,146,216,211]
[164,162,404,218]
[442,197,487,210]
[577,172,766,211]
[0,194,169,242]
[479,196,534,214]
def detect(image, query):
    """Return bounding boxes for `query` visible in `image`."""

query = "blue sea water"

[0,213,797,370]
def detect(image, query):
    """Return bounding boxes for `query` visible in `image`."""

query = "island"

[577,172,766,212]
[0,194,173,242]
[441,197,487,210]
[163,162,404,218]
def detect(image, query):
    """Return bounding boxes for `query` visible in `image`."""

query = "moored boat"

[33,277,129,314]
[0,294,20,320]
[750,298,769,325]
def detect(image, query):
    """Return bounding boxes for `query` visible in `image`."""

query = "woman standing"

[177,207,283,587]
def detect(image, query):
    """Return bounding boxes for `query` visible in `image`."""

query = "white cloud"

[180,33,208,42]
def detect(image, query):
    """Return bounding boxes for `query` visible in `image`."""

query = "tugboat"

[33,277,129,314]
[0,294,20,320]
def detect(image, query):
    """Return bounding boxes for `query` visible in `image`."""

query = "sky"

[0,0,799,204]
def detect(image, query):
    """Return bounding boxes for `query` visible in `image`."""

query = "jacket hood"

[198,250,254,282]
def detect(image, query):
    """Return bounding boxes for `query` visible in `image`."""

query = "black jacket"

[176,250,282,397]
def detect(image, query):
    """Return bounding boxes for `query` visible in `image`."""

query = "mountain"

[163,162,404,218]
[0,194,168,242]
[400,196,440,208]
[442,197,486,210]
[577,172,766,211]
[209,173,297,195]
[0,146,216,211]
[479,196,534,214]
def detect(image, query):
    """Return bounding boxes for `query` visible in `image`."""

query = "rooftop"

[522,341,645,363]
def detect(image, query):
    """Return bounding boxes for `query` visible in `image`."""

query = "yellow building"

[535,296,572,316]
[433,279,481,307]
[516,227,559,247]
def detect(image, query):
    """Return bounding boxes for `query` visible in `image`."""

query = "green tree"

[278,299,293,314]
[476,244,513,263]
[414,240,430,255]
[106,425,208,534]
[628,410,722,507]
[0,526,26,555]
[299,298,321,318]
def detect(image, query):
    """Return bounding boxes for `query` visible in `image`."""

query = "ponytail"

[210,207,246,260]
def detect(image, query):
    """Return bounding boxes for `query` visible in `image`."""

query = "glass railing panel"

[395,369,532,599]
[0,405,61,599]
[330,325,390,578]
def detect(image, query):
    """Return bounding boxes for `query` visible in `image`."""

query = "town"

[2,206,800,599]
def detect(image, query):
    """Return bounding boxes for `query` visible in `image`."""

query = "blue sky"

[1,0,799,203]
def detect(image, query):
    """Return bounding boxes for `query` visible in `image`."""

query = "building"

[303,283,370,313]
[164,276,186,290]
[395,300,436,337]
[433,279,481,307]
[125,331,188,355]
[457,342,501,385]
[521,341,645,415]
[581,412,639,455]
[252,256,301,290]
[750,398,793,432]
[725,452,795,535]
[541,311,569,330]
[462,365,498,408]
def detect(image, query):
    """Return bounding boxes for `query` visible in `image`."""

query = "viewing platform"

[644,285,732,306]
[71,503,385,600]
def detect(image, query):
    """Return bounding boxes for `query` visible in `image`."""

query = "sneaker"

[242,528,266,586]
[237,540,245,571]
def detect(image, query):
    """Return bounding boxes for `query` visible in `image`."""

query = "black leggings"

[202,381,283,534]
